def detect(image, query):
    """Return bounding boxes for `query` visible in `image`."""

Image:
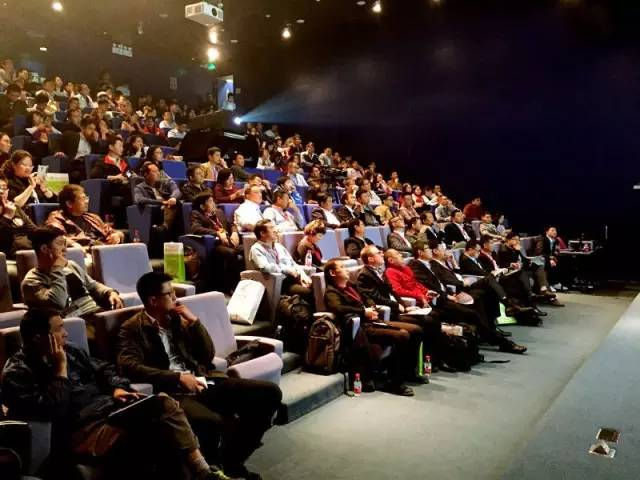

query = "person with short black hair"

[1,309,230,479]
[287,160,308,187]
[355,189,380,226]
[398,192,419,222]
[117,272,282,479]
[61,115,101,162]
[46,184,124,247]
[181,165,212,202]
[387,216,413,256]
[421,210,445,242]
[479,211,504,240]
[444,209,473,247]
[263,190,298,232]
[541,226,569,289]
[230,152,249,182]
[405,216,428,246]
[344,218,374,260]
[463,196,484,221]
[21,226,123,340]
[190,192,242,293]
[0,173,36,257]
[0,83,27,135]
[201,146,226,182]
[311,192,342,228]
[213,168,243,204]
[134,161,180,236]
[374,194,395,225]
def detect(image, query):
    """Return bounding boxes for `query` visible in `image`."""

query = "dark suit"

[311,207,341,228]
[444,222,472,245]
[0,96,26,134]
[464,252,533,304]
[425,225,445,243]
[357,266,443,364]
[336,205,358,225]
[324,283,416,385]
[540,236,567,285]
[497,244,548,291]
[387,232,413,255]
[344,236,374,260]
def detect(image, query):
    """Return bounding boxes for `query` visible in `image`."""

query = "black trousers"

[525,263,549,292]
[364,321,419,385]
[210,244,243,293]
[282,275,314,305]
[176,377,282,470]
[398,313,443,366]
[434,299,504,346]
[499,270,533,305]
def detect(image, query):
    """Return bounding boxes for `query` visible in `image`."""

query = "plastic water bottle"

[424,355,432,380]
[353,373,362,397]
[132,229,141,243]
[305,250,313,268]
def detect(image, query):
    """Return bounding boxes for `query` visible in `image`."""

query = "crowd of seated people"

[0,62,576,479]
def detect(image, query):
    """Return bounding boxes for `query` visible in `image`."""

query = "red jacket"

[384,264,430,301]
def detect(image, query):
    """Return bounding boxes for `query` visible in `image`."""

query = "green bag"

[417,341,424,376]
[164,242,186,282]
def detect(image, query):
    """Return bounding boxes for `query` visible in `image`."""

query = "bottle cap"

[354,373,360,379]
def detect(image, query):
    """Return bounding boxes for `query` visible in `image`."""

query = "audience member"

[411,185,428,212]
[61,116,101,162]
[0,132,11,165]
[0,173,36,257]
[310,192,341,228]
[117,272,282,479]
[294,220,326,267]
[462,197,484,221]
[2,149,57,207]
[387,216,413,256]
[540,226,568,289]
[405,216,428,246]
[421,211,445,242]
[357,177,382,207]
[479,211,504,240]
[234,185,265,233]
[181,165,211,202]
[435,196,455,222]
[318,147,333,167]
[355,189,380,226]
[387,171,401,190]
[134,161,180,235]
[201,147,227,182]
[249,220,313,302]
[257,147,276,170]
[263,190,298,232]
[213,168,243,204]
[444,210,472,247]
[287,160,308,187]
[374,195,395,225]
[398,193,419,222]
[230,153,249,182]
[46,184,124,247]
[0,83,27,134]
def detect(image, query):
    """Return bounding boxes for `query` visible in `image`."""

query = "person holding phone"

[0,173,37,257]
[1,149,57,207]
[1,309,230,479]
[117,272,282,480]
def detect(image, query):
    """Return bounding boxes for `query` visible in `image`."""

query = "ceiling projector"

[185,2,224,26]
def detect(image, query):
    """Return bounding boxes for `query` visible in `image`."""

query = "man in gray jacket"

[21,226,123,340]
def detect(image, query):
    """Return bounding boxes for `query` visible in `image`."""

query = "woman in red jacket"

[383,249,434,307]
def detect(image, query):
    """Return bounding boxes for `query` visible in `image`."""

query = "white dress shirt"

[234,200,263,232]
[250,240,304,278]
[263,206,298,232]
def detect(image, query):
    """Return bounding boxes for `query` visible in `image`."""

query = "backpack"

[305,315,342,375]
[442,325,483,372]
[277,295,314,354]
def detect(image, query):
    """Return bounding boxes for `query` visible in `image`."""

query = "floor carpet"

[247,293,631,480]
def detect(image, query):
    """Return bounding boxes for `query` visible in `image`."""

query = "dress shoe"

[388,384,415,396]
[437,362,458,373]
[533,307,548,317]
[408,375,429,385]
[496,327,512,337]
[499,341,527,354]
[505,302,534,317]
[546,298,565,307]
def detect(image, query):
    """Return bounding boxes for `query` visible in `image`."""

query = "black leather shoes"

[389,384,415,396]
[496,327,512,337]
[499,341,527,354]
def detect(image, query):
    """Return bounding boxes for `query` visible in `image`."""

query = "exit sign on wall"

[112,43,133,57]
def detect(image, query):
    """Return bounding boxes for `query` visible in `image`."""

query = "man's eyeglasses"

[157,289,176,298]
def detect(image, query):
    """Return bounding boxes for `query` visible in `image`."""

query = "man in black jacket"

[0,84,27,135]
[343,218,374,260]
[540,226,569,288]
[444,210,473,247]
[496,232,561,305]
[1,309,228,480]
[324,259,415,396]
[336,191,362,225]
[134,161,180,238]
[117,272,281,480]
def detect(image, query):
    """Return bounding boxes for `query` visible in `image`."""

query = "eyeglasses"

[157,289,176,298]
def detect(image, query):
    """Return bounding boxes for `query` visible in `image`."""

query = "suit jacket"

[324,283,374,326]
[478,251,498,273]
[361,205,380,226]
[336,205,358,225]
[0,96,27,133]
[387,232,413,255]
[61,130,102,160]
[444,222,471,245]
[356,266,401,316]
[311,207,341,228]
[429,259,465,291]
[190,208,234,236]
[383,264,430,302]
[459,253,490,276]
[344,236,373,260]
[117,310,223,393]
[425,225,445,242]
[408,259,447,297]
[541,236,558,268]
[496,245,531,270]
[180,182,212,203]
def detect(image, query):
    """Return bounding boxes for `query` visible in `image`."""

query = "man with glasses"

[117,271,282,480]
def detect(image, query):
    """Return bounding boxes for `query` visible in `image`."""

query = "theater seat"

[0,253,25,313]
[26,203,59,226]
[315,230,357,266]
[161,160,186,179]
[365,226,384,249]
[240,270,285,325]
[177,292,283,384]
[91,244,195,306]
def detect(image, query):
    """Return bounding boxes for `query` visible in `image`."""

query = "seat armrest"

[173,283,196,297]
[226,352,283,384]
[28,420,52,476]
[130,383,153,395]
[179,234,218,259]
[302,266,316,276]
[400,297,417,307]
[212,356,228,371]
[376,305,391,321]
[235,336,284,357]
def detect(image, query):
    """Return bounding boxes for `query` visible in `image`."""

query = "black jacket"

[190,208,233,236]
[496,245,531,270]
[0,205,36,258]
[429,260,465,291]
[180,183,212,203]
[425,226,445,243]
[444,222,472,245]
[478,251,498,273]
[387,232,413,255]
[324,283,375,327]
[344,236,373,260]
[356,266,401,317]
[0,96,27,134]
[408,259,448,297]
[61,130,103,160]
[1,343,130,427]
[459,254,490,276]
[336,205,358,225]
[311,207,341,229]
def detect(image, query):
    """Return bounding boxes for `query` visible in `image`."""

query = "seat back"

[219,203,240,225]
[92,244,152,294]
[303,204,316,223]
[261,169,282,184]
[520,236,541,256]
[365,226,384,248]
[334,228,349,256]
[0,253,13,312]
[27,203,59,225]
[316,229,341,262]
[347,265,364,284]
[182,202,193,234]
[379,225,391,248]
[243,234,258,269]
[280,231,304,258]
[93,305,143,360]
[127,156,142,172]
[177,292,237,358]
[84,154,103,179]
[15,247,86,286]
[161,160,186,179]
[311,272,327,312]
[451,248,463,265]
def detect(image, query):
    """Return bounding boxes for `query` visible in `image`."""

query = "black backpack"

[305,315,342,375]
[442,325,483,372]
[277,295,314,354]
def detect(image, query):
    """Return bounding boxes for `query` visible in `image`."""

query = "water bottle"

[424,355,432,380]
[275,325,283,339]
[305,250,313,268]
[132,229,141,243]
[353,373,362,397]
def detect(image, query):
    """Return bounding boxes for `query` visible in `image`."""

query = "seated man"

[421,211,445,242]
[405,216,428,246]
[344,218,374,260]
[201,146,227,182]
[358,246,444,372]
[286,159,308,187]
[21,226,124,341]
[374,194,396,226]
[323,259,415,396]
[117,272,282,479]
[479,211,504,241]
[541,226,569,289]
[496,232,561,305]
[0,83,27,135]
[263,190,299,232]
[434,196,455,223]
[134,161,180,236]
[181,165,212,202]
[355,189,381,227]
[275,176,303,206]
[249,219,313,302]
[230,152,250,182]
[444,209,472,247]
[462,196,484,221]
[311,192,342,229]
[408,241,526,354]
[1,309,228,480]
[233,185,264,233]
[356,177,382,207]
[246,173,274,205]
[387,216,413,256]
[46,184,124,247]
[398,193,419,222]
[190,192,242,294]
[336,192,362,225]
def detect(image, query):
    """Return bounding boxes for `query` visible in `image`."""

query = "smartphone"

[37,165,49,181]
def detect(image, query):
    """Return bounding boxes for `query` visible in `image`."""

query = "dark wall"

[234,1,640,279]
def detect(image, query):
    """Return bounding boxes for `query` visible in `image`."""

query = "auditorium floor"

[248,293,632,480]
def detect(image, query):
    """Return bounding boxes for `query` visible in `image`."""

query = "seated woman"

[190,192,242,294]
[2,149,57,208]
[123,133,145,158]
[46,184,124,248]
[0,132,12,165]
[0,174,36,257]
[181,165,212,202]
[213,168,244,204]
[295,220,326,268]
[412,185,428,213]
[256,147,276,170]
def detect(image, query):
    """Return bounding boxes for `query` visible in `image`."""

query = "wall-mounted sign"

[169,77,178,91]
[112,43,133,57]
